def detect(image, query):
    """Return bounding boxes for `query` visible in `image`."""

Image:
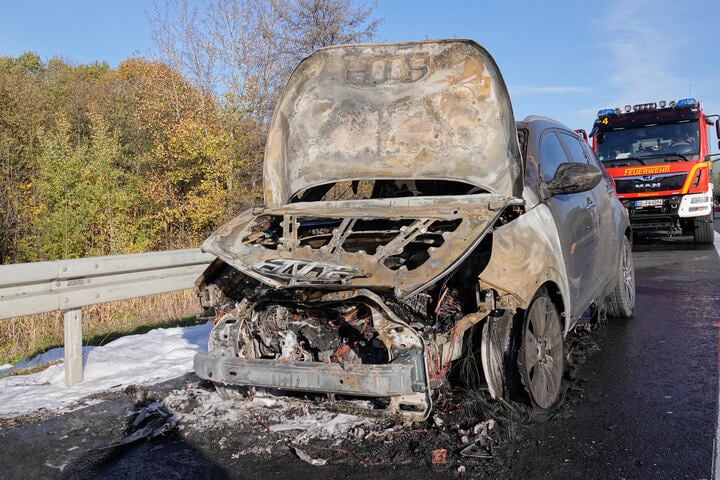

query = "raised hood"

[263,39,522,207]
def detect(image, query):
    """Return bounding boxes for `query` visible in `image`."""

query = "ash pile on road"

[157,382,509,475]
[0,320,604,478]
[0,320,605,479]
[144,323,603,475]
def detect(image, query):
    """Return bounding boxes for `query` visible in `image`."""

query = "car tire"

[480,312,514,400]
[607,236,635,318]
[694,214,715,244]
[516,288,564,410]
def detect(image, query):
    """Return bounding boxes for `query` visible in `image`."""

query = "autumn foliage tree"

[0,55,248,262]
[0,52,48,263]
[0,0,380,264]
[146,0,380,213]
[26,113,140,259]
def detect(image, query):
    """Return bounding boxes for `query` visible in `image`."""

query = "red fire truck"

[591,98,719,243]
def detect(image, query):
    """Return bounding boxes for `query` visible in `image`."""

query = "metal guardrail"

[0,249,215,385]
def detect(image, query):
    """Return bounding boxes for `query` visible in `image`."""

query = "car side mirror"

[546,162,603,196]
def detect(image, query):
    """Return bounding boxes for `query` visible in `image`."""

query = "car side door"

[538,129,599,317]
[579,138,621,288]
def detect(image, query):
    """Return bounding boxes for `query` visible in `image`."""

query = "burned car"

[193,40,634,421]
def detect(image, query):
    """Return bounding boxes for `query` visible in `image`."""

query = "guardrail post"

[63,308,83,386]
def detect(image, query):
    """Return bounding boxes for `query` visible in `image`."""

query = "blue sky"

[1,0,719,132]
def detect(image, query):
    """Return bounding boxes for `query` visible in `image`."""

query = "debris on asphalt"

[460,442,492,458]
[431,448,447,464]
[121,401,179,445]
[16,324,601,474]
[291,446,328,466]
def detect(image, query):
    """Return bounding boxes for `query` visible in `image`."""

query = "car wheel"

[479,310,515,400]
[481,317,505,399]
[693,214,714,244]
[607,236,634,318]
[517,289,564,410]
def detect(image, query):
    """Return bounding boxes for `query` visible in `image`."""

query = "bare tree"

[274,0,381,63]
[148,0,381,130]
[149,0,218,131]
[206,0,287,129]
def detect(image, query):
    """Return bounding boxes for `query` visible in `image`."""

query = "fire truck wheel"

[607,236,634,318]
[693,214,714,244]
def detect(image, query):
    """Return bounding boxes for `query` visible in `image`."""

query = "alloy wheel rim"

[622,242,635,308]
[523,296,563,409]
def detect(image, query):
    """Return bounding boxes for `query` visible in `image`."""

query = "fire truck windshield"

[596,122,699,164]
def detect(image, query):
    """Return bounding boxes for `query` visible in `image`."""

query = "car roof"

[516,115,572,132]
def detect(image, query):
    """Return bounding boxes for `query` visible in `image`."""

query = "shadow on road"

[0,376,230,480]
[632,235,716,253]
[61,430,231,480]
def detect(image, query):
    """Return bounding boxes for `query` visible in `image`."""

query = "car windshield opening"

[290,179,487,202]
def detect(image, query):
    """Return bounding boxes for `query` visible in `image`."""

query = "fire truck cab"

[591,98,719,243]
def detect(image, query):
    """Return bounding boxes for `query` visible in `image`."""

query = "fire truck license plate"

[634,199,663,207]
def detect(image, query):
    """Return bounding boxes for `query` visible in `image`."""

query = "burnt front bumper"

[194,352,425,397]
[194,353,431,420]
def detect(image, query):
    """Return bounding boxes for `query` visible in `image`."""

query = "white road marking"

[713,227,720,480]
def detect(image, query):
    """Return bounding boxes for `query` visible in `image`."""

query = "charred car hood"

[263,39,522,207]
[201,194,519,298]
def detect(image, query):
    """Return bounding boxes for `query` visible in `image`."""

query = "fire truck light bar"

[633,102,657,112]
[596,98,699,119]
[677,97,697,107]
